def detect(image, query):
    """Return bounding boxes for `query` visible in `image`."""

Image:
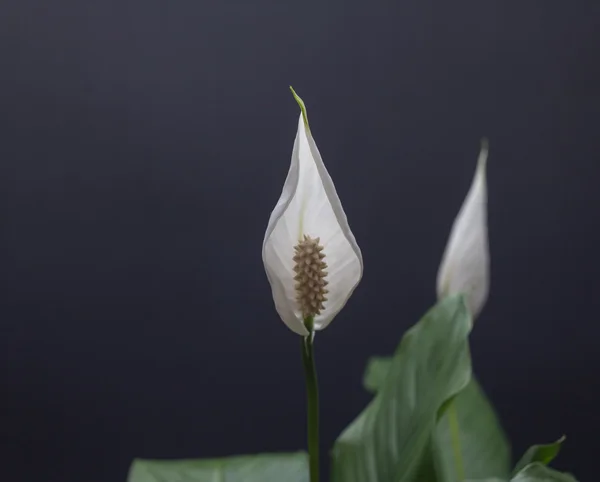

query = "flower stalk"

[301,317,320,482]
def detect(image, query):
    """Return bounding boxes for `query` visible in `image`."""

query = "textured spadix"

[437,140,490,319]
[262,89,363,336]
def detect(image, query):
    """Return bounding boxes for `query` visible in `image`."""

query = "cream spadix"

[436,140,490,319]
[262,88,363,336]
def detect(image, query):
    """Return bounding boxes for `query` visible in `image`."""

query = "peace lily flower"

[436,140,490,319]
[262,88,363,336]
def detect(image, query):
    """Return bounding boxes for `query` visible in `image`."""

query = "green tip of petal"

[478,137,489,172]
[480,137,489,152]
[289,86,310,133]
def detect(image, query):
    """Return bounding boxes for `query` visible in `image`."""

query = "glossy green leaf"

[513,437,565,475]
[361,353,511,481]
[434,379,511,482]
[331,295,473,482]
[127,451,309,482]
[466,479,506,482]
[511,462,578,482]
[468,479,507,482]
[362,357,392,394]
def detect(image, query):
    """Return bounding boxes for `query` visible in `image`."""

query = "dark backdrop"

[0,1,598,481]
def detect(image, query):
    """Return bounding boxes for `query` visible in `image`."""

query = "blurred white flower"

[262,88,363,336]
[437,140,489,319]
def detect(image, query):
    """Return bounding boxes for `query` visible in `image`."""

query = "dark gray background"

[0,1,598,481]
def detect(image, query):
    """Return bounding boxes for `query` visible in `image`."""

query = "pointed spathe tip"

[477,137,489,172]
[289,86,310,132]
[289,85,303,108]
[480,137,489,152]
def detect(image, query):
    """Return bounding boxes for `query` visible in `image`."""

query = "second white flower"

[437,140,490,319]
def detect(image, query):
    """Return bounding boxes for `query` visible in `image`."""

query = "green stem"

[301,327,320,482]
[448,399,465,481]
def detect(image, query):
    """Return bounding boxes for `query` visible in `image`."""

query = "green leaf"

[362,357,393,394]
[361,353,511,482]
[127,451,309,482]
[511,462,578,482]
[331,295,473,482]
[513,437,565,475]
[465,479,506,482]
[434,379,511,482]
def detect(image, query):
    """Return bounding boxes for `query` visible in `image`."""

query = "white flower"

[262,88,363,336]
[436,140,490,319]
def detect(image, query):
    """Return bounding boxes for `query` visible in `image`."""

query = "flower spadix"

[262,88,363,336]
[436,140,490,319]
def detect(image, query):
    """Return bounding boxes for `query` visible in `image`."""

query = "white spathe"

[262,91,363,336]
[436,141,490,319]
